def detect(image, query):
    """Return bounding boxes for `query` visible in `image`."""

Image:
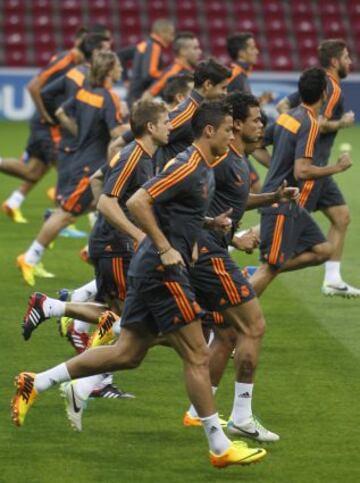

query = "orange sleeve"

[38,52,75,87]
[148,43,163,79]
[323,80,341,119]
[149,64,182,96]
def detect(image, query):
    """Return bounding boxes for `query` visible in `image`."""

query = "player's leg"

[11,325,154,427]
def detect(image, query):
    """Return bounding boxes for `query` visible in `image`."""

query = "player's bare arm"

[319,111,355,133]
[28,76,55,125]
[127,187,185,266]
[294,153,352,180]
[97,194,144,243]
[55,107,78,136]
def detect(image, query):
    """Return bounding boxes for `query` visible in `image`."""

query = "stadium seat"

[32,15,54,31]
[4,46,28,66]
[118,0,141,15]
[175,0,197,15]
[59,0,82,15]
[4,0,26,14]
[147,0,170,17]
[270,52,294,70]
[33,32,56,50]
[299,52,318,69]
[349,17,360,35]
[232,3,256,15]
[31,0,53,14]
[289,1,313,16]
[265,16,287,34]
[262,0,283,14]
[4,14,25,30]
[176,17,201,33]
[293,19,317,35]
[317,1,341,15]
[85,0,111,14]
[322,18,346,37]
[4,31,26,47]
[34,47,55,66]
[233,18,260,34]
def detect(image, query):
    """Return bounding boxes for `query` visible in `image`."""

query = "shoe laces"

[21,375,34,403]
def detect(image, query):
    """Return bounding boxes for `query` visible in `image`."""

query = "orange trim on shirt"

[149,61,189,96]
[164,281,195,322]
[304,113,319,158]
[299,180,315,208]
[170,100,197,129]
[50,125,61,145]
[108,89,123,122]
[111,145,143,196]
[324,76,341,119]
[146,151,201,199]
[38,50,77,86]
[276,113,301,134]
[149,42,162,78]
[66,67,86,87]
[268,214,285,265]
[211,257,241,305]
[76,88,104,108]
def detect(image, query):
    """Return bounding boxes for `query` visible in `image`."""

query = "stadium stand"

[0,0,359,69]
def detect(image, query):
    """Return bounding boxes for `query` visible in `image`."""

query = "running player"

[1,28,89,223]
[17,51,126,286]
[162,73,194,110]
[127,19,175,106]
[276,39,359,296]
[183,92,298,442]
[143,32,201,99]
[12,101,266,468]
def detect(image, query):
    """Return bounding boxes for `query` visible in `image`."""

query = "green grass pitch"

[0,121,359,483]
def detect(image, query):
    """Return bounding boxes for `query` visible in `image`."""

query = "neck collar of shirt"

[236,60,251,74]
[301,103,317,118]
[150,33,167,48]
[192,143,212,167]
[190,89,204,106]
[326,70,340,85]
[174,58,192,71]
[229,142,244,158]
[135,139,153,158]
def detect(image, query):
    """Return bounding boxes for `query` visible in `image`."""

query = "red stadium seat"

[118,0,141,15]
[85,0,111,14]
[206,18,229,36]
[349,17,360,35]
[5,46,28,66]
[59,0,82,15]
[176,17,201,33]
[299,52,318,69]
[322,18,346,37]
[204,0,223,15]
[289,1,313,16]
[317,1,341,16]
[33,14,54,31]
[4,13,25,30]
[265,16,287,34]
[295,33,319,52]
[31,0,53,14]
[267,35,289,51]
[4,30,26,47]
[232,3,256,15]
[60,14,84,34]
[270,53,294,70]
[33,33,56,51]
[233,17,260,34]
[34,47,55,66]
[175,0,198,15]
[147,0,170,17]
[293,19,317,35]
[4,0,26,14]
[262,0,283,15]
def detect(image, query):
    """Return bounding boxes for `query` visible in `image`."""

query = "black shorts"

[260,206,326,270]
[121,266,204,335]
[94,255,131,303]
[190,242,255,313]
[246,158,260,188]
[57,176,93,215]
[299,176,346,212]
[25,125,60,166]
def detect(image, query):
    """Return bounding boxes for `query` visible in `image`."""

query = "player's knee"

[251,313,266,339]
[186,344,210,369]
[330,206,351,231]
[316,241,333,263]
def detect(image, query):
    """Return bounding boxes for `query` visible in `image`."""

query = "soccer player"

[162,73,194,110]
[12,101,267,468]
[21,100,171,343]
[183,92,298,442]
[111,58,231,168]
[250,67,351,297]
[276,39,359,296]
[17,51,126,286]
[127,19,176,106]
[143,32,201,99]
[1,28,89,223]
